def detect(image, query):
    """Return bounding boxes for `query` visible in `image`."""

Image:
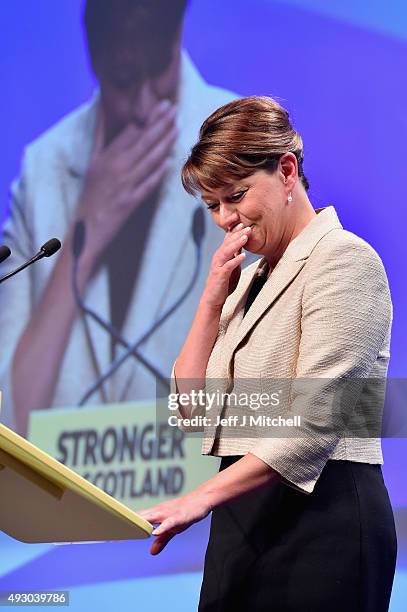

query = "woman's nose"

[219,205,240,232]
[131,80,157,126]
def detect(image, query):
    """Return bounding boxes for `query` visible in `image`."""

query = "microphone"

[0,245,11,264]
[41,238,62,257]
[0,238,61,284]
[71,221,170,401]
[78,207,206,405]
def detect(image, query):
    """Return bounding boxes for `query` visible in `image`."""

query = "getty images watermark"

[155,377,407,439]
[167,388,301,430]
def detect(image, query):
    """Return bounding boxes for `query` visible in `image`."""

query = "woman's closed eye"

[228,189,248,203]
[206,202,220,211]
[205,189,248,211]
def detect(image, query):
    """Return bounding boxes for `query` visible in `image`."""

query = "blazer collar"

[66,93,99,178]
[281,205,342,261]
[222,206,343,372]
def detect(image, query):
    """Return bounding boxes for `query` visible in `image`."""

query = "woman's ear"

[279,152,297,188]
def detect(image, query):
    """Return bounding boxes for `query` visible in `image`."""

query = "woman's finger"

[225,222,244,237]
[137,507,164,524]
[150,532,176,555]
[121,105,177,170]
[222,252,246,273]
[217,230,250,266]
[90,106,106,160]
[137,507,152,517]
[152,516,178,536]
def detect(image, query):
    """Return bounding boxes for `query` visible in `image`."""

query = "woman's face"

[94,32,181,145]
[201,167,294,265]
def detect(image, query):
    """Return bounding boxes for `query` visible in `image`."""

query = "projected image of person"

[138,96,396,611]
[0,0,236,436]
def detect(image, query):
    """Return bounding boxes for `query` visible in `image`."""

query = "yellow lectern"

[0,418,152,544]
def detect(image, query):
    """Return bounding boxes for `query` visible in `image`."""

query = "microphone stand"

[78,208,205,405]
[71,222,171,405]
[0,239,61,284]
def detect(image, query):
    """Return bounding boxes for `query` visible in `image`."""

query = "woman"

[138,96,397,611]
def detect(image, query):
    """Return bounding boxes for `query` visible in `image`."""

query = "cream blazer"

[173,206,392,494]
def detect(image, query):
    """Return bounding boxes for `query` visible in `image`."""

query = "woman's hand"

[137,490,212,555]
[202,223,252,309]
[171,222,251,389]
[75,98,177,268]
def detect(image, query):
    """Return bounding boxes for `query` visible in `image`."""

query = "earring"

[287,192,293,203]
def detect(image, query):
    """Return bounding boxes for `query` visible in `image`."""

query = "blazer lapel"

[223,206,343,378]
[220,260,263,330]
[226,259,307,366]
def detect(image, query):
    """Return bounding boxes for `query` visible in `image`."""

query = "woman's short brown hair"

[181,96,309,195]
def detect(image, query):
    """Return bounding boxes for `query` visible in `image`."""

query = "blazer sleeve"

[168,363,206,433]
[168,312,231,434]
[249,235,393,494]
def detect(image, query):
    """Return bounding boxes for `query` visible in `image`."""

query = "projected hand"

[137,490,212,555]
[75,99,177,266]
[202,222,251,309]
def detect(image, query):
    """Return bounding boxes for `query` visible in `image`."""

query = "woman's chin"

[245,232,265,254]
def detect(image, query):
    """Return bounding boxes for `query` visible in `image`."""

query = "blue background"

[0,1,406,609]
